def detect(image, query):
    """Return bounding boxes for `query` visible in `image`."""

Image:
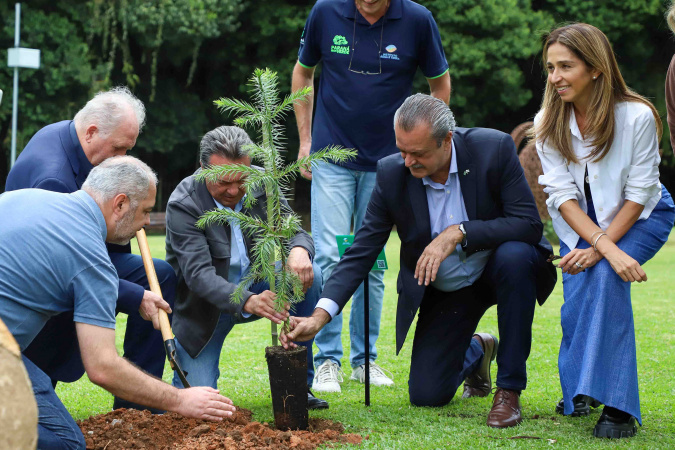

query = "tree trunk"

[0,318,38,449]
[265,346,308,430]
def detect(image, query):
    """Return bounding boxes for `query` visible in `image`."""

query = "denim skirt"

[558,185,675,424]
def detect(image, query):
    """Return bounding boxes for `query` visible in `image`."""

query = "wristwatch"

[458,223,467,248]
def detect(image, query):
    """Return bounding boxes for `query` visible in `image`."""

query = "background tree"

[2,0,674,209]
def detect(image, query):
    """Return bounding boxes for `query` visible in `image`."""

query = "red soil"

[78,407,362,449]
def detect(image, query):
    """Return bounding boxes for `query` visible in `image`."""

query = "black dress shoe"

[593,407,637,439]
[555,395,601,417]
[308,389,329,410]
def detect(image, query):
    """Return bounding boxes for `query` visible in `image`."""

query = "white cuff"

[316,298,339,318]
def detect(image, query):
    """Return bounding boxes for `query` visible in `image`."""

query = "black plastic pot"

[265,346,308,430]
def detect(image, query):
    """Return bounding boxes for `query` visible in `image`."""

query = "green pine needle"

[198,68,355,343]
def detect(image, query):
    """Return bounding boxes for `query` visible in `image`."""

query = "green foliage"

[196,69,355,344]
[0,1,106,174]
[2,1,675,195]
[86,0,244,94]
[543,219,560,246]
[423,0,553,128]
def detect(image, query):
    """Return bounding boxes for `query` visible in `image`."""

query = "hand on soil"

[177,386,236,421]
[243,290,289,323]
[139,290,172,330]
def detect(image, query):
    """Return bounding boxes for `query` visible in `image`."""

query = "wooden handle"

[135,229,173,341]
[0,316,20,358]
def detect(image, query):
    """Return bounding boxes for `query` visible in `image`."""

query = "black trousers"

[408,241,545,407]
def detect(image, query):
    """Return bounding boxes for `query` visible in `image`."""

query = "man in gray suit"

[165,126,328,409]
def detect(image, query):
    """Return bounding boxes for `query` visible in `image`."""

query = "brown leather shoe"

[462,333,498,398]
[486,388,522,428]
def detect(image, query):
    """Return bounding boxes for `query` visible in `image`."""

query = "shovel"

[135,228,191,388]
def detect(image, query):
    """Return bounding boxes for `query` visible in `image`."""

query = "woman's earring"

[593,76,597,80]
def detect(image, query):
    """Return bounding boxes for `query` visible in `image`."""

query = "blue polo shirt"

[298,0,448,171]
[0,189,118,350]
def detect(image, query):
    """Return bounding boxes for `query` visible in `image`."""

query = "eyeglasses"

[348,14,385,75]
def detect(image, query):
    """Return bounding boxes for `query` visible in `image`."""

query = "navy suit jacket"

[5,120,144,311]
[322,127,557,353]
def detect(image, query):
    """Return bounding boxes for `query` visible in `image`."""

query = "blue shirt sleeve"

[298,4,322,68]
[71,264,118,330]
[417,10,449,79]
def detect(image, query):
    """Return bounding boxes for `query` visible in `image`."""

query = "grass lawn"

[58,231,675,448]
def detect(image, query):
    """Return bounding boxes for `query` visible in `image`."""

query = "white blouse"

[536,101,662,250]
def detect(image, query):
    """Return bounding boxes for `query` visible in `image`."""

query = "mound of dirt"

[78,407,362,449]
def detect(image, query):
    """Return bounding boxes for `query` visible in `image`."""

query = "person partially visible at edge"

[282,94,557,428]
[292,0,451,394]
[533,23,675,439]
[665,1,675,154]
[4,87,176,413]
[0,157,236,450]
[164,126,329,410]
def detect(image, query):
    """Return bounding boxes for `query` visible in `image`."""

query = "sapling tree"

[195,68,355,346]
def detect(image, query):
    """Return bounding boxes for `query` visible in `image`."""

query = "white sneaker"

[312,360,343,393]
[350,362,394,387]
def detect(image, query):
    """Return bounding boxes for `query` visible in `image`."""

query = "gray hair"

[668,1,675,34]
[394,93,456,146]
[74,86,146,137]
[82,156,157,209]
[199,126,252,166]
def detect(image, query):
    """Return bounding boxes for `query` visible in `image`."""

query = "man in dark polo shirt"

[292,0,451,393]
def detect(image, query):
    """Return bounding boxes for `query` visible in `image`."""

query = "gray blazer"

[165,169,314,358]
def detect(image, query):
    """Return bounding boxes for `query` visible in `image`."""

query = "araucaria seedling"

[196,68,355,346]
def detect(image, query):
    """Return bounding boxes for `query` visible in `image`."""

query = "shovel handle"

[135,229,172,342]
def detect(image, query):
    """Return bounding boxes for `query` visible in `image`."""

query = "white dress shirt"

[536,101,662,250]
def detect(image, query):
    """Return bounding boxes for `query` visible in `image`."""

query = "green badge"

[331,35,349,54]
[336,235,388,271]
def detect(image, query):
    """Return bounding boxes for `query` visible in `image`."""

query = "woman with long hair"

[534,23,675,439]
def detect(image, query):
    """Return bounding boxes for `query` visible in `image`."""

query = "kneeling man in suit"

[282,94,556,427]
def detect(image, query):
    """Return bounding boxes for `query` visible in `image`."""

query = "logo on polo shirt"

[381,44,400,60]
[331,35,349,54]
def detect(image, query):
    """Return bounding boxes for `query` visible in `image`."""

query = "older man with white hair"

[5,87,176,413]
[0,156,236,450]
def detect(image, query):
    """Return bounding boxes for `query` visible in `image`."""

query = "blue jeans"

[558,186,675,424]
[311,161,385,369]
[172,262,322,388]
[23,355,85,450]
